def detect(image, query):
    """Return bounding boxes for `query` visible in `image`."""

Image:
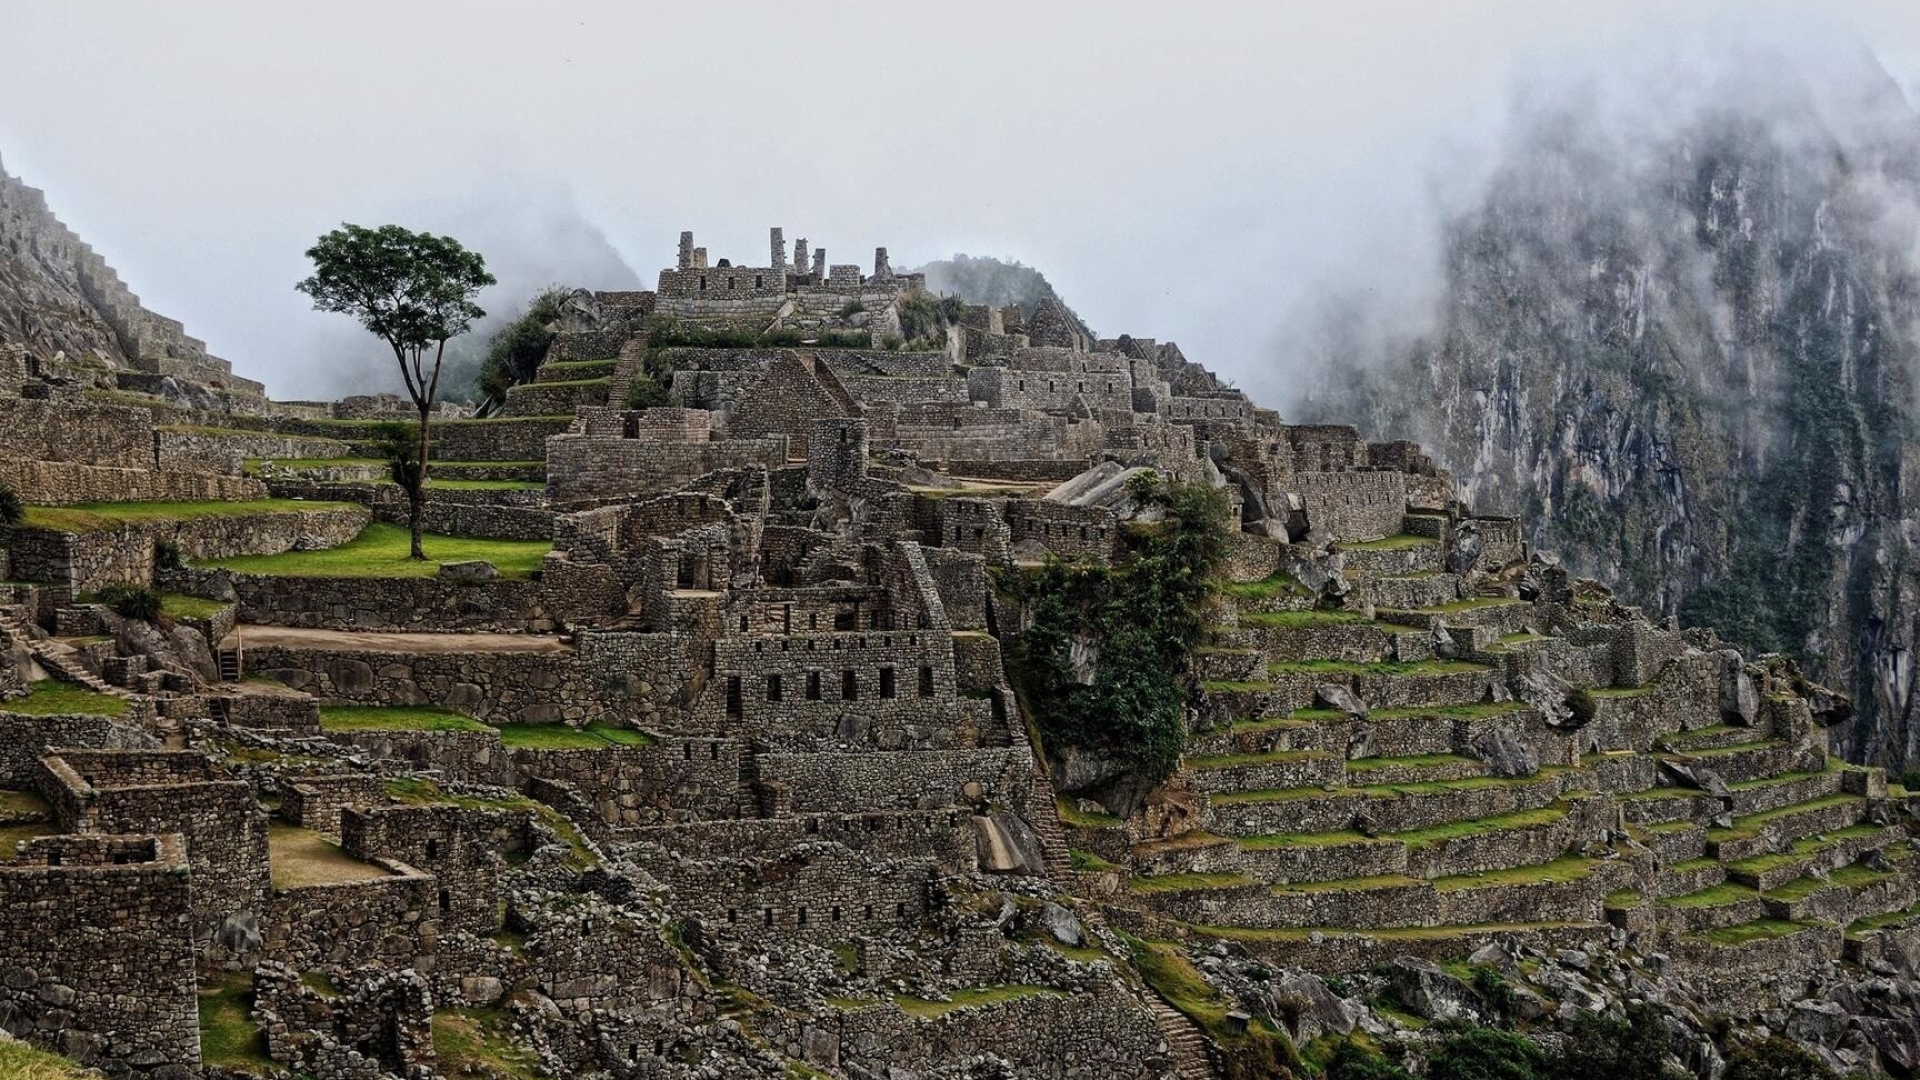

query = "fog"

[2,0,1918,401]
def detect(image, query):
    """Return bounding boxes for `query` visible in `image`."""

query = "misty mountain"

[1299,53,1920,769]
[913,254,1090,330]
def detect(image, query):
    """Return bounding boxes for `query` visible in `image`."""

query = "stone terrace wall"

[757,747,1036,814]
[166,566,558,633]
[1294,470,1408,542]
[343,804,525,936]
[0,712,153,786]
[655,845,935,945]
[265,864,437,971]
[546,433,787,503]
[0,834,200,1077]
[513,737,744,826]
[4,504,369,592]
[788,985,1167,1080]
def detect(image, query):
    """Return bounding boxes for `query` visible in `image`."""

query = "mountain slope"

[1300,58,1920,769]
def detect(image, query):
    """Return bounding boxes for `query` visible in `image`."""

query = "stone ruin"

[0,195,1914,1079]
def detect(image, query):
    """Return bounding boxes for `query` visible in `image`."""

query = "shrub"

[1471,968,1515,1023]
[814,330,872,349]
[477,287,569,401]
[997,476,1231,783]
[1722,1037,1837,1080]
[1330,1041,1412,1080]
[881,333,904,351]
[625,375,672,411]
[1556,1005,1686,1080]
[153,539,183,571]
[1427,1024,1548,1080]
[96,583,163,623]
[838,298,865,317]
[0,483,20,526]
[1566,686,1598,726]
[372,422,423,495]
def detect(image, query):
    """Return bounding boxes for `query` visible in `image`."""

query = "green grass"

[1268,658,1488,677]
[1707,793,1860,843]
[1606,889,1644,908]
[0,788,49,819]
[198,522,551,579]
[1188,919,1583,943]
[199,971,273,1073]
[1337,534,1436,551]
[425,478,546,491]
[1431,855,1595,891]
[0,679,127,717]
[1848,903,1920,936]
[160,590,229,619]
[1271,873,1422,895]
[0,821,56,859]
[1687,919,1809,946]
[495,722,653,749]
[1239,609,1371,627]
[433,1007,547,1078]
[0,1037,96,1080]
[1186,748,1325,769]
[1237,829,1378,850]
[892,985,1063,1018]
[1390,804,1570,847]
[1345,753,1476,773]
[1767,862,1892,902]
[1725,824,1883,875]
[385,779,597,870]
[1589,686,1653,699]
[319,705,493,734]
[1128,871,1255,895]
[1220,572,1312,599]
[21,498,357,533]
[1056,797,1122,827]
[1068,848,1119,871]
[1368,701,1524,720]
[1660,882,1758,908]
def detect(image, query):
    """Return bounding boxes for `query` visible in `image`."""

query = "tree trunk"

[411,403,431,560]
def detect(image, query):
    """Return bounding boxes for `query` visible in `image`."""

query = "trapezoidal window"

[806,671,822,700]
[726,676,743,718]
[766,674,782,702]
[842,670,858,700]
[879,667,896,699]
[919,666,935,697]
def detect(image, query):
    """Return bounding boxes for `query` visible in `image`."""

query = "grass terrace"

[1268,658,1488,677]
[319,705,494,734]
[21,498,360,533]
[1238,609,1371,627]
[385,778,598,870]
[1056,797,1123,827]
[0,679,128,717]
[1336,534,1436,551]
[0,1037,96,1080]
[199,971,273,1074]
[1129,871,1256,895]
[1368,701,1524,720]
[892,986,1064,1018]
[433,1007,546,1080]
[1220,571,1312,600]
[198,522,551,579]
[268,822,392,888]
[495,722,652,749]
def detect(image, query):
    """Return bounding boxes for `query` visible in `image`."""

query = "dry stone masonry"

[0,198,1915,1080]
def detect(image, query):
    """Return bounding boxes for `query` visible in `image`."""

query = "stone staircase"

[1143,990,1215,1080]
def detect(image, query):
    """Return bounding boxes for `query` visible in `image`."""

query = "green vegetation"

[1240,609,1371,627]
[1723,1036,1840,1080]
[1124,935,1298,1075]
[1054,797,1121,827]
[1659,882,1758,908]
[0,679,128,717]
[199,971,273,1073]
[198,522,550,578]
[892,985,1062,1018]
[999,474,1231,783]
[0,483,21,527]
[20,498,358,533]
[1338,534,1436,551]
[159,590,228,619]
[433,1007,547,1079]
[1369,701,1523,721]
[1128,871,1255,894]
[1067,848,1118,871]
[92,582,161,622]
[319,705,494,733]
[478,288,569,400]
[1220,571,1312,600]
[0,1037,95,1080]
[495,722,652,749]
[1269,658,1487,677]
[385,778,596,870]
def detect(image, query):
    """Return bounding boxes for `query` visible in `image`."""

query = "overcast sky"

[5,0,1920,401]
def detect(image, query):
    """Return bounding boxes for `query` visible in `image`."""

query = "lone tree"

[296,224,495,559]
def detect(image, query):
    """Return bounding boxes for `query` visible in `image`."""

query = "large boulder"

[970,813,1047,875]
[1468,729,1540,778]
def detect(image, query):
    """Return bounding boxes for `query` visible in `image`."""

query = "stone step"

[1661,723,1772,753]
[1335,538,1445,578]
[1619,786,1712,826]
[1366,571,1463,611]
[1725,768,1846,817]
[1667,739,1821,786]
[1375,597,1535,637]
[1343,754,1489,786]
[1653,857,1729,900]
[1656,882,1768,934]
[1723,823,1900,892]
[1635,820,1708,863]
[1185,717,1318,757]
[1183,919,1612,976]
[1194,647,1264,683]
[1235,616,1397,665]
[1707,793,1869,863]
[1764,850,1917,924]
[1204,771,1569,838]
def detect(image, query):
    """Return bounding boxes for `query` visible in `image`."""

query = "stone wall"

[342,804,526,936]
[546,432,787,503]
[4,504,369,592]
[756,747,1035,814]
[166,566,558,633]
[1294,470,1408,542]
[0,712,153,786]
[264,863,436,972]
[0,834,200,1077]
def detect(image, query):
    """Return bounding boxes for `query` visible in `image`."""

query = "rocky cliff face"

[0,154,137,368]
[1300,62,1920,770]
